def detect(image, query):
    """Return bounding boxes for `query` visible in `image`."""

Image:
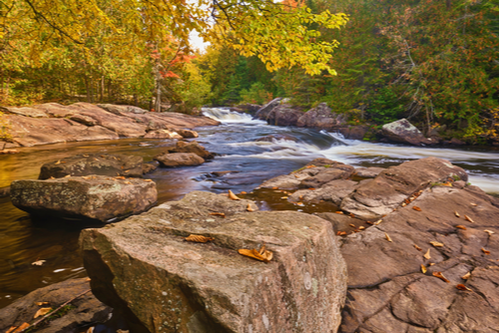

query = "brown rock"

[354,167,385,178]
[142,161,159,174]
[340,157,468,219]
[297,103,347,130]
[0,278,112,333]
[299,163,355,188]
[168,140,214,159]
[266,102,305,126]
[10,176,157,223]
[289,179,357,205]
[338,125,368,140]
[143,129,183,139]
[80,191,347,333]
[176,129,199,138]
[154,152,205,167]
[39,154,144,179]
[0,105,48,118]
[381,118,432,146]
[254,97,283,120]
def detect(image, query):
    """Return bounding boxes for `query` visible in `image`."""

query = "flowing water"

[0,107,498,308]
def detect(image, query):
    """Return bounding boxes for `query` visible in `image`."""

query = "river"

[0,107,497,308]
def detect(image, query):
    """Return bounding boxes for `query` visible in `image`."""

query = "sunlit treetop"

[0,0,348,75]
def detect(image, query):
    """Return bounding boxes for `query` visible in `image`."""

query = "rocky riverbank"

[0,103,219,150]
[3,157,492,333]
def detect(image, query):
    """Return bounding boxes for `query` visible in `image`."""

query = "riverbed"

[0,107,497,308]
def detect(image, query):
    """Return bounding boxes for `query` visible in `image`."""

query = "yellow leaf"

[464,215,475,223]
[430,241,444,247]
[34,307,52,318]
[238,247,273,263]
[228,190,240,200]
[424,249,431,260]
[454,211,460,217]
[412,206,422,212]
[481,248,490,255]
[6,322,30,333]
[414,244,422,251]
[36,301,49,306]
[31,259,46,266]
[421,264,427,274]
[385,233,392,242]
[456,284,472,291]
[432,271,450,283]
[246,203,256,212]
[185,234,214,243]
[209,212,225,218]
[484,230,494,236]
[455,225,467,230]
[462,272,471,280]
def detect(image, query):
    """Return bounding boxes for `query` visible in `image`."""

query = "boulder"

[340,157,468,220]
[0,278,112,333]
[299,163,355,189]
[0,105,48,118]
[266,102,305,127]
[10,176,157,223]
[381,118,433,146]
[315,212,366,233]
[143,129,183,139]
[289,179,358,206]
[297,103,347,130]
[176,129,199,138]
[338,185,499,333]
[338,125,368,140]
[229,104,262,115]
[142,161,160,174]
[168,140,214,160]
[254,97,282,120]
[154,152,205,167]
[353,167,385,178]
[39,153,144,179]
[80,191,347,333]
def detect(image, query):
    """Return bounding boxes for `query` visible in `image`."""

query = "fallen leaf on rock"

[484,230,494,236]
[335,211,344,215]
[358,226,365,230]
[6,322,30,333]
[281,196,288,200]
[470,203,477,206]
[424,249,431,260]
[401,202,407,207]
[272,186,278,190]
[296,202,304,206]
[366,221,374,225]
[433,271,450,283]
[55,160,61,165]
[443,182,452,187]
[414,244,422,251]
[86,327,95,333]
[238,246,273,263]
[464,215,475,223]
[462,272,471,280]
[209,212,225,218]
[144,179,153,182]
[404,199,410,204]
[36,301,49,306]
[185,234,214,243]
[240,191,247,195]
[294,174,300,178]
[34,307,52,318]
[246,203,255,212]
[64,175,71,178]
[49,176,55,179]
[228,190,240,200]
[306,165,316,169]
[32,259,46,266]
[429,263,435,266]
[421,264,427,274]
[481,248,491,255]
[349,224,356,228]
[124,181,131,185]
[456,284,472,291]
[430,241,444,247]
[349,213,355,218]
[385,233,392,242]
[455,225,467,230]
[85,277,91,282]
[308,188,315,191]
[454,211,460,217]
[82,154,89,158]
[336,231,347,236]
[115,176,125,180]
[412,206,422,211]
[374,219,382,225]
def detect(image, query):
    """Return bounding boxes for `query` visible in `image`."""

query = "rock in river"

[10,176,157,223]
[80,191,347,333]
[381,118,433,146]
[154,152,205,167]
[39,153,144,179]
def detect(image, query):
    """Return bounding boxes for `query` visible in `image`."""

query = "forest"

[0,0,498,144]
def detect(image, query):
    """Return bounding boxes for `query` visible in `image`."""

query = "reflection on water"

[0,107,498,308]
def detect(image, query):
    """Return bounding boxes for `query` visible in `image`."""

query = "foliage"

[366,87,404,124]
[240,82,273,105]
[0,111,12,141]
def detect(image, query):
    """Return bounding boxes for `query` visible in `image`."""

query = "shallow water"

[0,107,497,308]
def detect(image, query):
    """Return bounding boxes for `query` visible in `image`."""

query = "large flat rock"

[10,176,157,222]
[80,191,347,333]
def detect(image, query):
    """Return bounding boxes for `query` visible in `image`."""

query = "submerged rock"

[39,153,144,179]
[80,191,347,333]
[10,176,157,223]
[0,278,112,333]
[167,140,214,160]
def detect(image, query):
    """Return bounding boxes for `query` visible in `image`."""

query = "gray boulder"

[39,153,144,179]
[10,176,157,223]
[381,118,433,146]
[254,97,282,120]
[297,103,347,130]
[80,191,347,333]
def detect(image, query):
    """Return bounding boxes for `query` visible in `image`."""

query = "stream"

[0,107,498,308]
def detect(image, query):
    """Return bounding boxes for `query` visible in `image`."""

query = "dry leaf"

[209,212,225,218]
[373,219,382,225]
[55,160,61,165]
[272,186,278,190]
[240,191,247,195]
[246,203,255,212]
[349,213,356,218]
[185,234,214,243]
[238,248,273,263]
[49,176,55,179]
[414,244,422,251]
[36,301,49,306]
[484,230,494,236]
[228,190,240,200]
[430,241,444,247]
[404,199,410,204]
[34,307,52,318]
[85,327,95,333]
[335,211,344,215]
[461,272,471,280]
[421,264,427,274]
[456,284,472,291]
[6,322,30,333]
[83,154,89,157]
[443,182,452,187]
[412,206,422,211]
[429,263,435,266]
[308,188,316,191]
[115,176,125,180]
[481,248,491,255]
[336,231,347,236]
[296,202,304,206]
[85,277,91,282]
[358,226,365,230]
[64,174,71,178]
[385,233,392,242]
[424,249,431,260]
[464,215,475,223]
[433,271,450,283]
[401,202,407,207]
[31,259,46,266]
[124,181,131,185]
[455,225,467,230]
[470,203,477,206]
[349,224,356,228]
[454,211,460,217]
[366,221,374,225]
[144,179,153,182]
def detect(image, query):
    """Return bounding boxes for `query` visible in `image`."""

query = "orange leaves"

[238,244,273,263]
[6,323,30,333]
[185,234,214,243]
[228,190,240,200]
[456,284,472,291]
[430,241,444,247]
[420,264,427,274]
[246,203,256,212]
[414,244,422,251]
[34,307,52,318]
[384,233,392,242]
[464,215,475,223]
[209,212,225,218]
[412,206,422,212]
[455,225,467,230]
[423,249,431,260]
[481,248,490,255]
[433,271,450,283]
